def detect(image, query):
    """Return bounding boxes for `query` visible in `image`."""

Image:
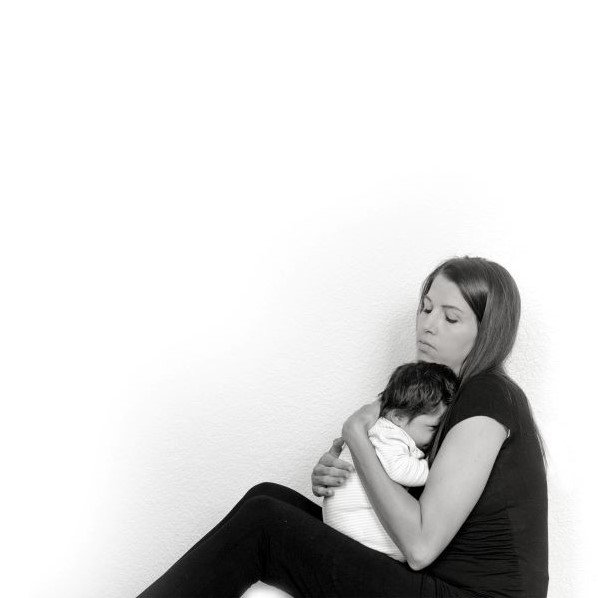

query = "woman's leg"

[138,483,321,597]
[190,482,321,549]
[138,485,464,598]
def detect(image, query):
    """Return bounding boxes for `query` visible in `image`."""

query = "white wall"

[2,3,596,597]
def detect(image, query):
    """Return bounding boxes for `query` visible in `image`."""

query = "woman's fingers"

[312,485,333,498]
[319,452,354,473]
[329,437,345,458]
[314,463,352,478]
[310,440,355,497]
[314,473,348,487]
[312,469,352,497]
[311,464,353,487]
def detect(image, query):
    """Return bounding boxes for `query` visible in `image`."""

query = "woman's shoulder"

[459,371,526,404]
[449,371,525,433]
[461,369,521,391]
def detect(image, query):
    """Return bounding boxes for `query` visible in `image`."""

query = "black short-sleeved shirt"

[426,372,548,598]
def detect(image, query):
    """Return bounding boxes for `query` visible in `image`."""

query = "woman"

[138,256,548,598]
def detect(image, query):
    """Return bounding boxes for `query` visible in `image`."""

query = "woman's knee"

[237,494,283,531]
[244,482,288,501]
[242,483,321,521]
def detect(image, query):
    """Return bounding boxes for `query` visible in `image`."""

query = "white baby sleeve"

[368,421,429,487]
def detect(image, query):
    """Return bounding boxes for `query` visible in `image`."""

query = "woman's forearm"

[343,402,507,571]
[343,420,430,569]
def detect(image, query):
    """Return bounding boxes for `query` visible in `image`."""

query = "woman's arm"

[342,403,507,570]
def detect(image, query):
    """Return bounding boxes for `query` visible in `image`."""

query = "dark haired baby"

[322,361,457,561]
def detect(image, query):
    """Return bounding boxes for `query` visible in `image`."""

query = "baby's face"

[389,405,447,451]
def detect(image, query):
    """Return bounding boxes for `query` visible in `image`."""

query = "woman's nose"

[423,310,439,334]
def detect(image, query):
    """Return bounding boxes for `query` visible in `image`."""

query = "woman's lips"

[418,340,435,352]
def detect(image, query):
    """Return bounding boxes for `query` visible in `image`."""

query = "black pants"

[137,482,466,598]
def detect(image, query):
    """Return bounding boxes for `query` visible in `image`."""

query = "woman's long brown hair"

[422,256,546,466]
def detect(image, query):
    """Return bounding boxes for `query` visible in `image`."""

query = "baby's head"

[378,361,458,451]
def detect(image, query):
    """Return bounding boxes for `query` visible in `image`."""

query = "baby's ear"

[385,410,406,428]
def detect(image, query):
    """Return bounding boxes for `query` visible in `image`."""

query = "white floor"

[242,581,292,597]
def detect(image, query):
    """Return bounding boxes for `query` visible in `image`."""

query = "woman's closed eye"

[422,307,458,324]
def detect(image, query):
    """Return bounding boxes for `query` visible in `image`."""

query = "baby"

[322,361,458,561]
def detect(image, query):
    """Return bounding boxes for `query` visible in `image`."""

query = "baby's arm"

[369,427,429,487]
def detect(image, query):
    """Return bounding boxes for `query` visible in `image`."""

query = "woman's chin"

[416,350,433,362]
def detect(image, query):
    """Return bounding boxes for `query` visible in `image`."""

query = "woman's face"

[416,273,479,375]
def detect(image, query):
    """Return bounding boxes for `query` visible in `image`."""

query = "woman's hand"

[311,437,354,498]
[341,399,382,446]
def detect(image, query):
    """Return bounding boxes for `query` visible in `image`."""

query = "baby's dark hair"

[378,362,458,422]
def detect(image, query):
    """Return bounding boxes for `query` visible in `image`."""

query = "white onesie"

[322,417,428,561]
